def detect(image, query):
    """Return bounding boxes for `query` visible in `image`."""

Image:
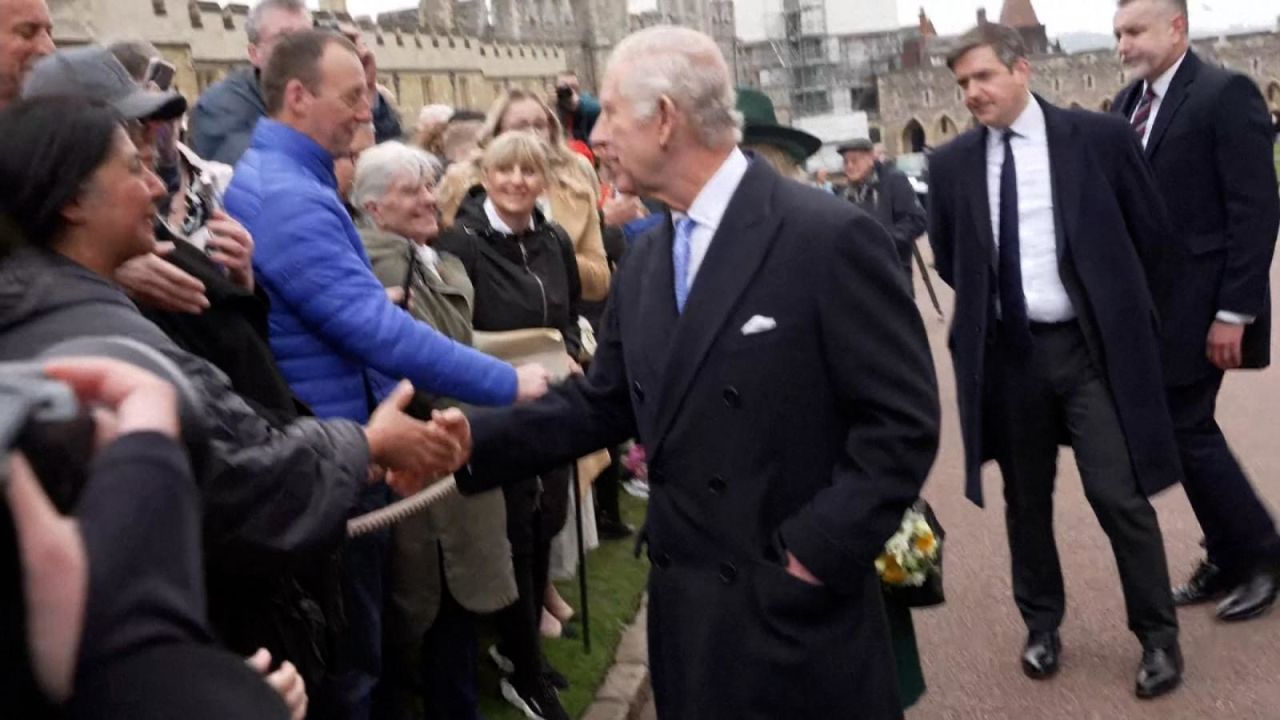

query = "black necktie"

[998,129,1031,347]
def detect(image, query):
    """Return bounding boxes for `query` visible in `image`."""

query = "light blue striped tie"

[673,216,696,313]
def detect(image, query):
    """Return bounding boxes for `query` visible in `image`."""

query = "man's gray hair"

[607,26,742,149]
[246,0,310,45]
[946,23,1028,71]
[350,141,443,212]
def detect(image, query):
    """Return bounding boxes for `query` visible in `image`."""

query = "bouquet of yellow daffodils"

[877,505,942,589]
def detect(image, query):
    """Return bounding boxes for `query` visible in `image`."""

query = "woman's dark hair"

[0,96,123,246]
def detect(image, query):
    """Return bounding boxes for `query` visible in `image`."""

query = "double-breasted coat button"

[708,475,726,495]
[718,562,738,584]
[653,551,672,569]
[632,381,645,403]
[722,386,742,408]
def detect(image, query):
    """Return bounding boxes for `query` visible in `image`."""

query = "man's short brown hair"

[946,23,1029,71]
[261,28,357,115]
[1117,0,1188,15]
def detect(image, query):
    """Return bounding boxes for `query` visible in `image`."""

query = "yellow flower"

[913,530,937,556]
[878,552,909,585]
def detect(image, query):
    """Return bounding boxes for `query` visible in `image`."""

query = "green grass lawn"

[478,491,651,719]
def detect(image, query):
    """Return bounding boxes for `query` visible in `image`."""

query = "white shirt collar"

[483,196,533,235]
[988,92,1045,144]
[1145,50,1188,100]
[672,147,750,232]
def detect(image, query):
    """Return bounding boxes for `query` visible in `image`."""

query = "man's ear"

[60,188,93,230]
[655,95,677,150]
[283,78,310,117]
[247,43,262,69]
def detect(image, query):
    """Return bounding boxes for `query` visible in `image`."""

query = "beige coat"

[361,226,518,638]
[437,153,612,301]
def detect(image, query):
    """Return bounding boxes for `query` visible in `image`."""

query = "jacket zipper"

[517,237,550,327]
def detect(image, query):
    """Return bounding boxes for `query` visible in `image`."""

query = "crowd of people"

[1,0,1278,719]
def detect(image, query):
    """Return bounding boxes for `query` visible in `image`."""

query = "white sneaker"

[499,677,569,720]
[488,644,515,674]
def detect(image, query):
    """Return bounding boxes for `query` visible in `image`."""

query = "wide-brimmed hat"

[22,46,187,121]
[737,87,821,164]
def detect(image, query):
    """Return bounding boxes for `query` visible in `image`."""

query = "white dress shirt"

[672,147,750,286]
[1131,51,1187,149]
[483,196,533,236]
[986,94,1075,323]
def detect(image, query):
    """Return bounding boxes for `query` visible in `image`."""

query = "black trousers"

[989,321,1178,650]
[494,470,569,687]
[1168,372,1280,577]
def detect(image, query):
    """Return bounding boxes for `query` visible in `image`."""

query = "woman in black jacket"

[435,131,581,720]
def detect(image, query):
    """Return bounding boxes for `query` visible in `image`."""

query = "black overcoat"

[462,159,940,718]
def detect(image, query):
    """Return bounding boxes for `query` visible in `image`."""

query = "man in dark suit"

[1113,0,1280,622]
[928,24,1183,698]
[839,138,928,290]
[456,25,940,719]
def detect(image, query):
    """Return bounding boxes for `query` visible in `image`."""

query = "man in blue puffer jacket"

[224,30,550,718]
[225,33,548,422]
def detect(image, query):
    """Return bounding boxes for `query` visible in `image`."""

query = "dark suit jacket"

[461,159,939,718]
[1114,50,1280,384]
[847,162,927,266]
[928,97,1182,506]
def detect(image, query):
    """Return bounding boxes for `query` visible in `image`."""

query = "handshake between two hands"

[360,360,563,496]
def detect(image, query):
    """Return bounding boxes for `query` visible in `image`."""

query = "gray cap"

[836,138,875,155]
[22,46,187,121]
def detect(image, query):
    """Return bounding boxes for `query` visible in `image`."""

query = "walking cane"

[571,462,591,653]
[912,238,944,320]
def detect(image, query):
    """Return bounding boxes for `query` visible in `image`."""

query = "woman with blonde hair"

[435,130,582,720]
[436,88,611,303]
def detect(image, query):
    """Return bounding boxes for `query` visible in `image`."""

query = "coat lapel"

[1040,98,1083,261]
[1144,51,1199,159]
[963,129,997,270]
[647,160,782,455]
[635,213,680,380]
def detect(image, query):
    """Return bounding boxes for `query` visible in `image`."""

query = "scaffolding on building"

[761,0,837,118]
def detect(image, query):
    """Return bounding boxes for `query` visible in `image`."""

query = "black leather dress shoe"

[1021,631,1061,679]
[1216,568,1279,622]
[1173,560,1235,606]
[1135,644,1183,699]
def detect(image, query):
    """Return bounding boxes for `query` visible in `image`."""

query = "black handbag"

[882,499,946,609]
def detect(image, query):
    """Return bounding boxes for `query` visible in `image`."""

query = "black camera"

[555,84,576,111]
[1,336,204,512]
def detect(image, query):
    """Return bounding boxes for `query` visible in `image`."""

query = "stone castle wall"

[49,0,570,125]
[878,31,1280,156]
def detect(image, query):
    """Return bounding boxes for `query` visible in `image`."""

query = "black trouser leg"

[496,478,549,688]
[992,331,1066,634]
[1169,373,1280,577]
[595,446,625,525]
[421,573,482,720]
[1053,330,1177,650]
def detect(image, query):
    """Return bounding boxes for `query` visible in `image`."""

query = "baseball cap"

[21,46,187,121]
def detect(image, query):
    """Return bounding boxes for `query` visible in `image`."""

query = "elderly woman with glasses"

[348,141,518,720]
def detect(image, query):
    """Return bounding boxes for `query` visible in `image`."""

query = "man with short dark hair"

[191,0,313,165]
[838,137,925,290]
[0,0,54,111]
[929,22,1183,698]
[223,29,548,718]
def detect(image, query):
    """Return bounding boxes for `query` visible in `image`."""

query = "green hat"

[736,87,822,164]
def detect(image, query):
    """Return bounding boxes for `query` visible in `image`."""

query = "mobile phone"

[145,57,177,91]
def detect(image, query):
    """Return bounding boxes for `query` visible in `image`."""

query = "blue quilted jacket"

[224,120,517,421]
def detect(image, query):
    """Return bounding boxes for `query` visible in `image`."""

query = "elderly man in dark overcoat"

[457,24,940,720]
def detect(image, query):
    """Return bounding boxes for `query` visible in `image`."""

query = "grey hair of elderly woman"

[349,141,443,212]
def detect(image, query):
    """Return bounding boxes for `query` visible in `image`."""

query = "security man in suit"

[455,25,940,720]
[1113,0,1280,622]
[928,23,1183,698]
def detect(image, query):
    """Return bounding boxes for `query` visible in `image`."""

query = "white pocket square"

[740,315,778,336]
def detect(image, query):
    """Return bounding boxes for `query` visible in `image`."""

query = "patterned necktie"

[673,216,697,313]
[1130,86,1157,142]
[998,129,1031,348]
